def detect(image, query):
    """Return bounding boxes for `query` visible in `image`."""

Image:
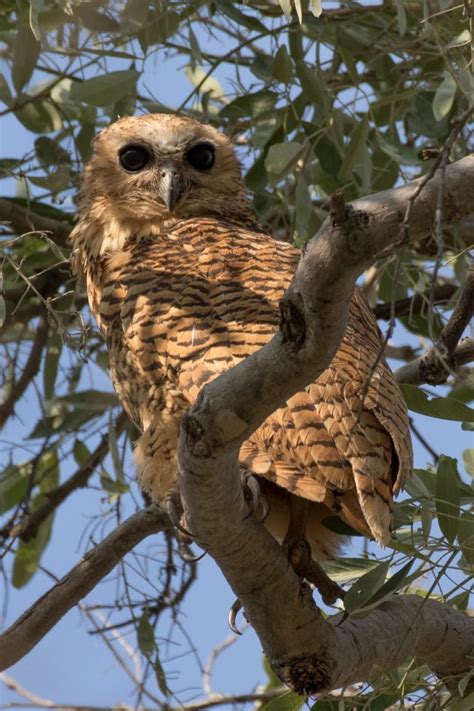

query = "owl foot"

[286,538,345,605]
[242,475,270,522]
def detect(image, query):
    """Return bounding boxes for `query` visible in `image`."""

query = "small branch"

[373,283,457,321]
[0,313,48,429]
[395,265,474,385]
[395,338,474,385]
[0,505,169,671]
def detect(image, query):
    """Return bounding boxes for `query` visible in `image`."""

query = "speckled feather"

[70,113,412,560]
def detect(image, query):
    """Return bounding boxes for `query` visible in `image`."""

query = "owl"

[70,113,412,603]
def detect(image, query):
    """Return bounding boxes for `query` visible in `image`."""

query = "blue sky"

[1,15,472,711]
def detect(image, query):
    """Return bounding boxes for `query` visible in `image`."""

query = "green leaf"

[29,165,71,193]
[185,66,224,101]
[400,385,474,422]
[0,464,31,514]
[15,99,62,134]
[154,652,170,697]
[313,135,342,176]
[458,512,474,564]
[12,22,40,91]
[137,609,156,657]
[43,334,62,403]
[0,74,13,106]
[220,91,278,120]
[74,4,120,32]
[377,135,421,166]
[0,295,5,328]
[321,557,380,584]
[463,449,474,477]
[344,561,389,615]
[57,390,119,411]
[432,72,456,122]
[70,70,139,107]
[272,45,293,84]
[35,136,69,167]
[214,0,266,32]
[339,114,370,192]
[36,449,59,493]
[124,0,149,28]
[73,440,91,467]
[394,0,407,35]
[265,142,303,177]
[436,456,460,544]
[12,494,54,588]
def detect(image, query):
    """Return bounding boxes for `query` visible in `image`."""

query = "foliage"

[0,1,472,708]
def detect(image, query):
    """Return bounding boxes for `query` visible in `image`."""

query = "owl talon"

[165,491,194,538]
[228,598,244,635]
[243,475,270,523]
[177,538,207,563]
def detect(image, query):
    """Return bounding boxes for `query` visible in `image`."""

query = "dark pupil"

[119,145,150,172]
[186,143,215,171]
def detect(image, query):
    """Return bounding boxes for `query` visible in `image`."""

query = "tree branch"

[176,154,474,694]
[0,506,169,671]
[395,266,474,385]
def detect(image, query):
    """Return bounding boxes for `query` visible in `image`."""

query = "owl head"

[77,113,251,225]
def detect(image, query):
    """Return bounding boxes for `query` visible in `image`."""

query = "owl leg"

[283,496,345,605]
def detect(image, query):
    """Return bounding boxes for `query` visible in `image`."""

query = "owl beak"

[159,167,184,212]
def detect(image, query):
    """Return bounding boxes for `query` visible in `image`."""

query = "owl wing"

[169,224,412,546]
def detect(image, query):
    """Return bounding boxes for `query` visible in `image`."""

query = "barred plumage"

[70,113,412,570]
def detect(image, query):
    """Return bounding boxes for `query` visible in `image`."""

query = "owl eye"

[186,143,215,171]
[119,144,151,172]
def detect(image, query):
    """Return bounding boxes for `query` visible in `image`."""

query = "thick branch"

[0,506,168,671]
[177,155,474,693]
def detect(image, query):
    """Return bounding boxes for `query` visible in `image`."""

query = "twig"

[0,673,54,708]
[394,264,474,385]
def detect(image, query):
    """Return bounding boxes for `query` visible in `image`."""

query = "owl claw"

[243,475,270,523]
[165,490,194,538]
[228,598,244,635]
[177,538,207,563]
